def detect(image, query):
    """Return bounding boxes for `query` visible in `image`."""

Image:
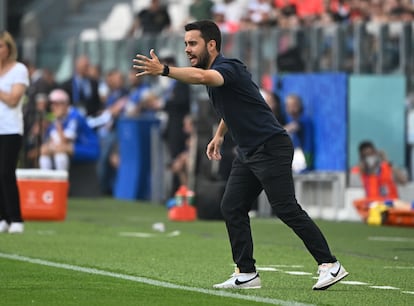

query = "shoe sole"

[312,271,349,290]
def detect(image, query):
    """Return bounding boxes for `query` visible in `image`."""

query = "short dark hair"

[358,141,375,155]
[184,20,221,52]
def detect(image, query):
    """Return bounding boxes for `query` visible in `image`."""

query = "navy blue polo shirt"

[207,54,286,157]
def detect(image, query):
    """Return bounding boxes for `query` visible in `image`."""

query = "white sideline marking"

[119,231,181,238]
[284,271,312,276]
[368,236,414,243]
[167,230,181,237]
[36,230,56,235]
[369,286,400,290]
[402,291,414,295]
[119,232,155,238]
[0,252,314,306]
[341,281,369,285]
[384,266,414,270]
[257,267,279,272]
[269,265,304,268]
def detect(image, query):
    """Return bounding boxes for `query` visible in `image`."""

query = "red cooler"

[16,169,69,221]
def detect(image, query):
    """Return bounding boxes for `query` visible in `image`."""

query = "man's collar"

[209,53,223,68]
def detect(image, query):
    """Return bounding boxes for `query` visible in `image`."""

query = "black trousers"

[0,134,23,223]
[221,133,336,273]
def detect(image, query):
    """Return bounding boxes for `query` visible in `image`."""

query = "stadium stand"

[6,0,414,221]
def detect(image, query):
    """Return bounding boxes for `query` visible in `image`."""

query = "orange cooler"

[16,169,69,221]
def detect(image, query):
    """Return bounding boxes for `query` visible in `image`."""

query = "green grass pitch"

[0,198,413,305]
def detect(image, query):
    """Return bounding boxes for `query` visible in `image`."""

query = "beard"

[194,47,211,69]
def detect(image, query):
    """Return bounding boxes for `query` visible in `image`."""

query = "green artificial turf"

[0,198,413,305]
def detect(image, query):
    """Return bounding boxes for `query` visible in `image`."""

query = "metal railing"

[22,21,414,90]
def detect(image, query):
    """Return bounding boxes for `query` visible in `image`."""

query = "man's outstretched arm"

[133,49,224,87]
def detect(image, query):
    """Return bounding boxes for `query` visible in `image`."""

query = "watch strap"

[162,64,169,76]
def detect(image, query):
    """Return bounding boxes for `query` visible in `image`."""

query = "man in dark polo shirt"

[133,20,348,290]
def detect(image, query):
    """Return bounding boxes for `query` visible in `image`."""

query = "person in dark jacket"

[133,20,348,291]
[61,55,101,116]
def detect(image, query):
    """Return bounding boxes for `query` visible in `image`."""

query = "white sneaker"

[0,220,9,233]
[312,261,349,290]
[8,222,24,234]
[213,269,261,289]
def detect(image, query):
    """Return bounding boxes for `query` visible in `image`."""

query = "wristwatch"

[162,64,169,76]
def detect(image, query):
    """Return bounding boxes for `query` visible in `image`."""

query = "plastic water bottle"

[175,185,187,206]
[186,189,195,206]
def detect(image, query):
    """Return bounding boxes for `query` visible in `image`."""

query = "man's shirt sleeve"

[212,61,239,85]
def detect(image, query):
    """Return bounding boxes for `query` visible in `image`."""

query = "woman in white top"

[0,30,30,234]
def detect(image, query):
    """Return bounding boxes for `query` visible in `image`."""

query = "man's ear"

[208,40,216,52]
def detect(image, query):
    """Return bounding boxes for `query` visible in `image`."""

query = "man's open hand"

[133,49,163,77]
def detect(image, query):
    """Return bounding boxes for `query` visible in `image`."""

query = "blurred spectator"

[211,0,248,33]
[283,94,313,172]
[347,0,371,23]
[39,89,99,171]
[212,4,241,33]
[24,60,43,84]
[387,1,414,23]
[128,0,171,38]
[364,0,401,71]
[371,0,390,23]
[32,68,57,98]
[189,0,214,21]
[366,0,389,37]
[328,0,351,23]
[98,69,157,179]
[351,140,413,211]
[157,51,191,194]
[277,11,301,29]
[88,64,109,104]
[159,52,191,158]
[95,69,128,195]
[313,9,340,70]
[276,34,305,72]
[124,69,156,118]
[246,0,277,28]
[388,1,414,23]
[274,0,297,18]
[23,67,58,166]
[352,140,407,198]
[274,0,324,24]
[24,93,51,167]
[61,55,101,116]
[222,0,248,24]
[276,0,414,28]
[296,0,325,21]
[24,67,57,128]
[170,115,196,188]
[260,89,285,125]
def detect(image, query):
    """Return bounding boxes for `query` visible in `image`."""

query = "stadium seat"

[99,3,133,40]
